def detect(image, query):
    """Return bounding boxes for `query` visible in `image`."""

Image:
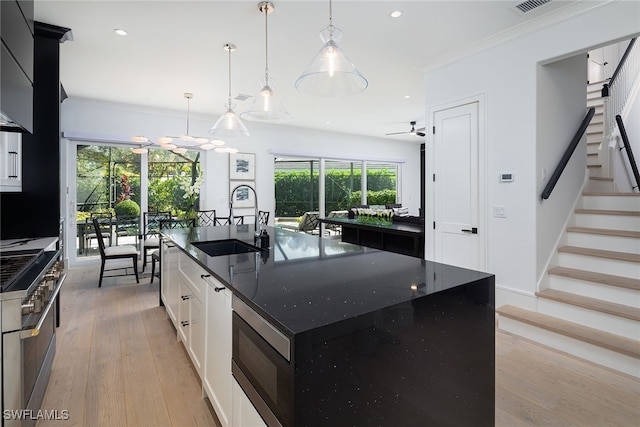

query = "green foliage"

[274,168,397,217]
[348,189,396,207]
[114,199,140,217]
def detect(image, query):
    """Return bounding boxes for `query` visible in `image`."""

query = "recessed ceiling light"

[114,29,128,36]
[325,121,331,125]
[404,95,411,99]
[390,11,402,18]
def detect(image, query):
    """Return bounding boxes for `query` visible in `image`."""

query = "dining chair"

[150,218,196,284]
[214,215,244,226]
[93,218,139,287]
[142,211,171,272]
[258,210,270,226]
[196,209,216,226]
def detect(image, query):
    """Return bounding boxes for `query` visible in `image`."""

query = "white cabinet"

[162,243,206,375]
[0,132,21,192]
[232,379,267,427]
[203,276,233,427]
[160,240,179,324]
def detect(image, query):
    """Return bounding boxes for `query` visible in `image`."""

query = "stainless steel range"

[1,239,66,427]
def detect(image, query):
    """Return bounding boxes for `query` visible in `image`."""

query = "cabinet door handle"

[214,286,226,293]
[181,295,190,300]
[181,320,190,327]
[200,274,211,279]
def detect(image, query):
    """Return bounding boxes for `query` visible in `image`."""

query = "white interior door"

[433,101,481,270]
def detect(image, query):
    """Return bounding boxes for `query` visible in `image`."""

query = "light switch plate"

[493,206,506,218]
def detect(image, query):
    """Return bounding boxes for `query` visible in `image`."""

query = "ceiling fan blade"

[385,131,410,136]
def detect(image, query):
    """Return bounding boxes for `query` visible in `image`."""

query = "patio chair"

[115,214,140,246]
[142,211,171,272]
[93,218,139,287]
[85,212,113,254]
[280,211,320,234]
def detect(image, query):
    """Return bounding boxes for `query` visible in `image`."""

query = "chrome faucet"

[229,183,260,235]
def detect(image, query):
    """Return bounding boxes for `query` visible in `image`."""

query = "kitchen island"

[319,217,425,258]
[161,225,495,427]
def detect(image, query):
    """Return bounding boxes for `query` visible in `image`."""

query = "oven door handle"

[20,273,66,340]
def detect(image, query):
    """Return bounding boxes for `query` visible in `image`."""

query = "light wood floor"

[38,265,639,426]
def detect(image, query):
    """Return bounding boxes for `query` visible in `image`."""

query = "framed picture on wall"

[229,152,255,180]
[230,181,256,208]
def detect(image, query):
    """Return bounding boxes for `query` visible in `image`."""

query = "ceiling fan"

[386,121,425,137]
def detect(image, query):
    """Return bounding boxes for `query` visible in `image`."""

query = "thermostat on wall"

[500,172,514,182]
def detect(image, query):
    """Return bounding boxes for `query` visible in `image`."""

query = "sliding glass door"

[70,141,201,265]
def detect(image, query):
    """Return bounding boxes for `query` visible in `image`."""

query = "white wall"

[422,1,640,304]
[61,97,421,225]
[536,54,587,279]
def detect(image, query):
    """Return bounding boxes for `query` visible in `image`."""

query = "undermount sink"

[191,239,260,257]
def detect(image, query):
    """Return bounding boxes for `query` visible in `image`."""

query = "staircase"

[497,82,640,378]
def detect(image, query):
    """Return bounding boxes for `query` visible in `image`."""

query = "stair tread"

[566,226,640,238]
[575,208,640,216]
[536,289,640,321]
[497,305,640,358]
[587,177,614,182]
[558,245,640,263]
[548,266,640,290]
[583,192,640,196]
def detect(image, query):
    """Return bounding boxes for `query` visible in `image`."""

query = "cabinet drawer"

[177,250,205,301]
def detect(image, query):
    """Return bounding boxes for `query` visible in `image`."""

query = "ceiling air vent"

[514,0,552,14]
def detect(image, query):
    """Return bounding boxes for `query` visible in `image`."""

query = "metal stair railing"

[541,108,596,200]
[601,38,639,178]
[615,115,640,191]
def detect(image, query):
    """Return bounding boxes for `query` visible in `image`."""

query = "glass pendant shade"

[241,80,291,122]
[210,104,249,137]
[210,43,250,137]
[295,26,367,97]
[242,2,290,123]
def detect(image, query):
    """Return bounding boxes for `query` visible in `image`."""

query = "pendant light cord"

[228,46,232,106]
[185,96,190,135]
[264,5,269,84]
[328,0,334,37]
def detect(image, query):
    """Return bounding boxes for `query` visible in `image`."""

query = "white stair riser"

[587,134,602,144]
[548,274,640,308]
[498,316,640,378]
[567,232,640,253]
[587,91,603,101]
[538,298,640,340]
[582,195,640,211]
[575,212,640,231]
[588,123,604,133]
[587,144,600,154]
[587,155,600,166]
[585,179,614,192]
[558,252,640,277]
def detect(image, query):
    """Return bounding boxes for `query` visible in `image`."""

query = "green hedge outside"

[274,169,396,217]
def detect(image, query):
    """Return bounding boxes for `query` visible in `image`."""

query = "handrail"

[602,37,637,97]
[541,108,596,200]
[615,115,640,191]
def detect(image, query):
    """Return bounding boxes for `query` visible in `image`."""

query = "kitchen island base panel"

[294,278,495,427]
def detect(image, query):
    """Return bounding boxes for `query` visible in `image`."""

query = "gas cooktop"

[0,249,44,293]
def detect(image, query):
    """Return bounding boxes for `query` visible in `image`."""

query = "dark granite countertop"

[320,217,424,234]
[162,225,493,337]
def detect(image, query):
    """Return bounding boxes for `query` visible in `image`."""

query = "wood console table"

[320,217,425,258]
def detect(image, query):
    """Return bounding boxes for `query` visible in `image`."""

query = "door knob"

[461,227,478,234]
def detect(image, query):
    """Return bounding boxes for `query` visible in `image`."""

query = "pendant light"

[295,0,367,97]
[209,44,250,137]
[241,2,290,123]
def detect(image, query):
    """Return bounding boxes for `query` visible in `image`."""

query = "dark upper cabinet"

[0,0,34,133]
